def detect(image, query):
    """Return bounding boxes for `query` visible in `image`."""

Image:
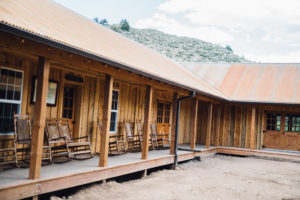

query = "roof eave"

[0,22,227,101]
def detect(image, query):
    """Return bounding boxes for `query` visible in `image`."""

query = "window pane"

[6,85,14,100]
[0,69,8,84]
[14,86,21,100]
[15,72,22,86]
[266,113,281,131]
[0,84,6,99]
[0,68,23,134]
[111,91,119,110]
[0,103,19,133]
[7,70,15,85]
[110,112,117,132]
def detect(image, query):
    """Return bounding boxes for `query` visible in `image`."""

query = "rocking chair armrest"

[49,136,68,141]
[16,138,31,142]
[110,135,123,140]
[72,136,89,141]
[128,135,141,140]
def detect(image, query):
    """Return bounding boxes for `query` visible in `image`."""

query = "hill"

[108,24,248,63]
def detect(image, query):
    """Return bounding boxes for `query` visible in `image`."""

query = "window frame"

[0,67,24,135]
[265,112,281,132]
[109,89,119,134]
[285,114,300,132]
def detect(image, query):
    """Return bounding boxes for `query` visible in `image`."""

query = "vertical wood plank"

[206,103,213,149]
[21,62,29,114]
[246,107,252,148]
[250,107,256,150]
[57,71,65,117]
[190,98,198,149]
[29,57,49,179]
[260,107,265,149]
[99,75,113,167]
[141,86,153,159]
[214,104,221,147]
[91,78,101,153]
[229,105,235,146]
[170,92,178,154]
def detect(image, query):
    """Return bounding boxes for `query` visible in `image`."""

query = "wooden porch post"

[250,107,256,151]
[214,104,221,147]
[206,103,213,149]
[190,98,198,149]
[170,92,178,154]
[141,86,153,160]
[29,57,50,179]
[99,75,113,167]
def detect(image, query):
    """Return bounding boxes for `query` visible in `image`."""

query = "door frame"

[263,111,300,151]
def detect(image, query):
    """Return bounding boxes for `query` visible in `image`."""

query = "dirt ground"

[52,155,300,200]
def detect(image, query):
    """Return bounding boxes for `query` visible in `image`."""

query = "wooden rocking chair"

[13,114,52,166]
[0,133,17,168]
[51,118,93,160]
[150,123,170,149]
[124,122,141,151]
[45,119,70,163]
[136,121,153,150]
[98,121,126,155]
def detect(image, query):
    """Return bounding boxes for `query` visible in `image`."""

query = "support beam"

[170,92,178,154]
[99,75,113,167]
[206,103,213,149]
[142,86,153,160]
[190,98,198,149]
[250,107,256,150]
[29,57,50,179]
[215,104,221,147]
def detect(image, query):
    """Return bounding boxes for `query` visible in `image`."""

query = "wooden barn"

[0,0,299,199]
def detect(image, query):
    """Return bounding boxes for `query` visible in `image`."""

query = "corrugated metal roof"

[184,63,300,104]
[0,0,227,100]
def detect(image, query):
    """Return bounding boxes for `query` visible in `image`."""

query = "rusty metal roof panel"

[0,0,227,100]
[185,63,300,104]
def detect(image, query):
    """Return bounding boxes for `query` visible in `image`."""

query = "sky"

[53,0,300,62]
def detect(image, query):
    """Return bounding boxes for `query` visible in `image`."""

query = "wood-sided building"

[0,0,225,179]
[0,1,300,198]
[184,63,300,151]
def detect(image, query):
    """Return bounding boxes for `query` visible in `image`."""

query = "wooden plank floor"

[1,147,300,200]
[0,150,196,200]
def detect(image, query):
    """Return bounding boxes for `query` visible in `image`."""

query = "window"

[0,67,23,134]
[266,113,281,131]
[157,102,171,123]
[285,114,300,132]
[109,90,119,133]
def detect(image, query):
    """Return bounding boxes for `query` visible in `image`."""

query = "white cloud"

[134,0,300,62]
[158,0,300,31]
[134,14,233,44]
[246,51,300,63]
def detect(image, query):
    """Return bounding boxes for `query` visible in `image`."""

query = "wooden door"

[157,102,171,142]
[263,112,300,151]
[263,113,283,149]
[62,85,76,135]
[282,114,300,151]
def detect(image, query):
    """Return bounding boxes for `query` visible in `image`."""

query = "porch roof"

[184,63,300,104]
[0,0,227,100]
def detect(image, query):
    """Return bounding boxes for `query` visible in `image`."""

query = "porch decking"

[1,147,300,200]
[0,149,197,200]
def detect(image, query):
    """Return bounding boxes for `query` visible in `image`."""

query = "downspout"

[173,91,196,169]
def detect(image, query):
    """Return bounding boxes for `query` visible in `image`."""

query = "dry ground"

[52,155,300,200]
